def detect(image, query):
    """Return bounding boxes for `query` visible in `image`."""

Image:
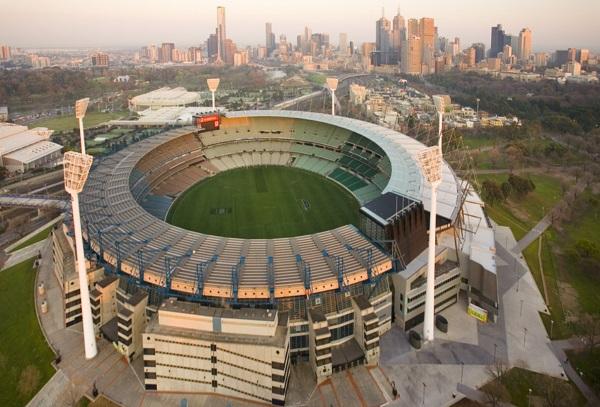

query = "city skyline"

[2,0,600,51]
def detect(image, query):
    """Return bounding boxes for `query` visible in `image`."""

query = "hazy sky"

[2,0,599,51]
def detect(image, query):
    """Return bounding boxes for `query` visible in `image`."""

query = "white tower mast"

[417,96,445,342]
[207,78,220,111]
[63,151,97,359]
[326,77,338,116]
[75,98,90,155]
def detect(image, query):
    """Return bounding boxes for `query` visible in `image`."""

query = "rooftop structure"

[0,123,62,173]
[128,87,202,112]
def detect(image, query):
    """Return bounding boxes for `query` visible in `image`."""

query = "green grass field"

[0,259,55,407]
[167,166,360,239]
[30,110,128,132]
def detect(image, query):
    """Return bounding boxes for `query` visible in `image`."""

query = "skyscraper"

[472,43,486,63]
[407,19,419,38]
[490,24,505,58]
[391,9,406,63]
[216,6,227,63]
[160,43,174,63]
[375,12,392,65]
[518,28,532,62]
[339,33,348,55]
[419,18,435,72]
[266,23,276,56]
[401,35,422,74]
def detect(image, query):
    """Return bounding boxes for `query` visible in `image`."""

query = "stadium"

[76,110,497,404]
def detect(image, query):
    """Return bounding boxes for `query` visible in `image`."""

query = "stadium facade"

[53,110,497,405]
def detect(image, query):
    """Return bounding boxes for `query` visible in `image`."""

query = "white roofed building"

[128,87,201,112]
[0,123,62,173]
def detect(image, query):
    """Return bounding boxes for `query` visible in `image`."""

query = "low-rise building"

[143,299,291,405]
[0,123,62,173]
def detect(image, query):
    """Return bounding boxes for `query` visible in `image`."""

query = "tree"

[576,313,600,355]
[481,180,504,204]
[538,374,578,407]
[500,182,512,201]
[508,174,535,197]
[483,361,510,407]
[0,166,8,181]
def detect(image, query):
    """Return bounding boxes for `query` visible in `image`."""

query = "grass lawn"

[0,258,55,407]
[9,224,54,252]
[477,173,563,240]
[482,367,585,406]
[462,136,501,150]
[566,348,600,397]
[30,110,128,132]
[167,166,359,239]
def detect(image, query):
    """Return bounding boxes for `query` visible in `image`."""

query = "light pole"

[432,95,445,149]
[207,78,220,111]
[75,98,90,155]
[326,77,338,116]
[493,343,497,363]
[416,145,443,342]
[460,361,464,384]
[422,382,426,406]
[550,319,554,338]
[476,98,480,117]
[63,151,97,359]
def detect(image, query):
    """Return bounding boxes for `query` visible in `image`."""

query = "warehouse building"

[0,123,62,173]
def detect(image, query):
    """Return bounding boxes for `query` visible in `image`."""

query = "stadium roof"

[109,106,223,127]
[130,87,201,109]
[227,110,462,222]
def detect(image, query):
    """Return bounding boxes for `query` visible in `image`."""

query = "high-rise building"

[490,24,505,57]
[567,48,577,62]
[339,33,348,55]
[391,9,406,62]
[149,45,159,62]
[91,52,109,67]
[577,49,589,64]
[266,23,276,56]
[375,13,392,65]
[518,28,532,62]
[463,47,476,67]
[419,18,435,72]
[303,26,312,54]
[471,43,486,63]
[361,42,376,70]
[534,52,548,67]
[160,43,174,63]
[407,18,419,38]
[216,6,227,63]
[1,45,12,60]
[401,35,422,74]
[207,33,218,60]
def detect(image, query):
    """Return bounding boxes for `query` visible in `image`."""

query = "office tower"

[391,9,406,63]
[578,49,589,64]
[418,18,435,72]
[555,50,569,66]
[567,48,577,62]
[1,45,11,60]
[149,45,159,62]
[303,26,312,54]
[349,41,354,55]
[266,23,276,56]
[91,52,109,67]
[472,43,486,63]
[339,33,348,55]
[490,24,505,57]
[464,47,476,67]
[518,28,532,62]
[401,35,422,74]
[534,52,548,67]
[375,12,392,65]
[224,39,236,65]
[407,18,419,38]
[216,6,227,63]
[207,33,218,60]
[160,43,174,63]
[502,44,513,64]
[361,42,376,70]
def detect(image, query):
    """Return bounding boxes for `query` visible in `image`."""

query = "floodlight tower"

[64,151,97,359]
[326,77,338,116]
[207,78,220,111]
[432,95,445,149]
[75,98,90,155]
[416,145,443,342]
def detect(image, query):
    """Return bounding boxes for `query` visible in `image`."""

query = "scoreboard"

[193,113,221,130]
